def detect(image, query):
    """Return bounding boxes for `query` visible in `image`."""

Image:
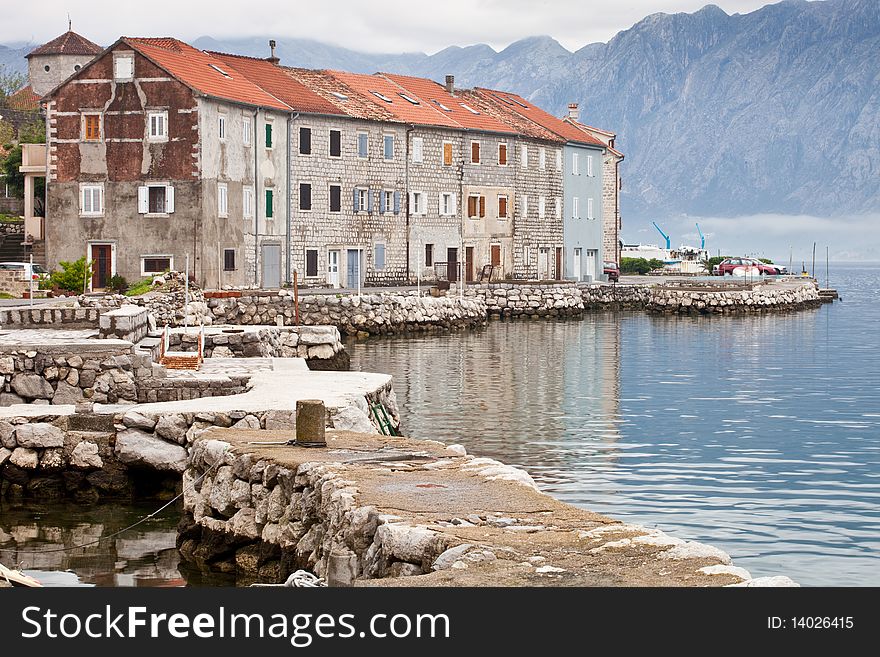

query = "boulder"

[114,428,188,473]
[11,373,54,399]
[15,423,64,449]
[52,381,84,405]
[10,447,38,469]
[0,393,25,407]
[70,441,103,469]
[0,421,15,448]
[122,411,157,431]
[154,413,189,443]
[0,446,11,466]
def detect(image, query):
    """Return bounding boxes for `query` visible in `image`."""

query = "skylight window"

[493,93,515,106]
[209,64,232,78]
[370,91,393,103]
[460,103,480,115]
[432,99,451,112]
[508,97,528,108]
[331,91,348,100]
[398,93,420,105]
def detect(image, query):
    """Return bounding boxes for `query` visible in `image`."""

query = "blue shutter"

[393,190,400,214]
[379,190,386,213]
[367,188,374,213]
[353,188,359,212]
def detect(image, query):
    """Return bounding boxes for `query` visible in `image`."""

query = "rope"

[0,459,223,560]
[250,570,326,588]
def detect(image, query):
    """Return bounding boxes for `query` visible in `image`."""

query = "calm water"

[348,264,880,586]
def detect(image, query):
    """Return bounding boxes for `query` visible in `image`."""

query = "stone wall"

[581,283,651,309]
[0,307,100,329]
[98,305,150,343]
[463,281,584,317]
[644,281,821,314]
[207,290,488,336]
[0,270,31,297]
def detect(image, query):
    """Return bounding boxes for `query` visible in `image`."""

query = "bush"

[620,257,667,275]
[49,257,92,294]
[107,274,128,293]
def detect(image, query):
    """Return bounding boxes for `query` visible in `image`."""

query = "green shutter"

[265,123,273,147]
[266,189,274,218]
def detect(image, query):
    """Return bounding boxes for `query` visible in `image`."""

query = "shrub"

[107,274,128,293]
[48,257,92,293]
[620,257,667,275]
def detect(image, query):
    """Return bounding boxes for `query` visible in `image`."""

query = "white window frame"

[305,248,320,278]
[587,197,594,220]
[113,53,134,81]
[81,112,102,142]
[572,152,580,176]
[524,246,531,267]
[587,154,594,177]
[357,187,369,213]
[412,136,423,163]
[147,111,168,142]
[520,144,528,168]
[572,196,580,220]
[299,182,312,212]
[243,186,254,219]
[329,184,342,213]
[383,133,395,161]
[539,147,546,170]
[470,140,481,165]
[410,191,425,216]
[138,183,175,216]
[329,129,342,158]
[218,182,228,218]
[218,114,226,141]
[556,149,562,171]
[299,125,312,156]
[357,132,369,159]
[440,192,456,217]
[242,116,251,146]
[140,255,173,277]
[538,195,546,219]
[382,189,395,215]
[79,184,104,217]
[223,248,236,272]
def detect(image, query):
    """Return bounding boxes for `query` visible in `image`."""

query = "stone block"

[15,423,64,449]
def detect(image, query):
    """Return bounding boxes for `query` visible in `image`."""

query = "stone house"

[26,30,103,97]
[43,37,292,290]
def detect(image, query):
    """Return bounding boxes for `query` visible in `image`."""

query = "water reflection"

[349,265,880,586]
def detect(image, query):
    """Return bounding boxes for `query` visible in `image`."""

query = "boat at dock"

[0,562,43,587]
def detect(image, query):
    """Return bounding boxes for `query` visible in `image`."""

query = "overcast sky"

[4,0,786,53]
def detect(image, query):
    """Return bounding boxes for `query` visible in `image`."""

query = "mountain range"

[2,0,878,227]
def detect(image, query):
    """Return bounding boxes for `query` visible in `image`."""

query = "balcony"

[19,143,47,174]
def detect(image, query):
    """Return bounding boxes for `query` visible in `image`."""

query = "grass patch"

[124,277,155,297]
[0,292,15,299]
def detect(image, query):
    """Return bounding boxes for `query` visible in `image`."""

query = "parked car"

[712,258,783,276]
[0,262,49,282]
[603,261,620,282]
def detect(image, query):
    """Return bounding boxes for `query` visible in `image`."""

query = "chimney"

[267,39,280,65]
[567,103,579,121]
[445,74,455,95]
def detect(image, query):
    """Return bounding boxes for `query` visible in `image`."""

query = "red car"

[713,257,782,276]
[603,261,620,282]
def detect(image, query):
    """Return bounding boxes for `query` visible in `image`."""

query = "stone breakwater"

[462,282,584,317]
[177,429,797,587]
[641,281,822,314]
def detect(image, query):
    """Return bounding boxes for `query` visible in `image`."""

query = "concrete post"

[326,549,358,587]
[23,175,34,223]
[295,399,326,447]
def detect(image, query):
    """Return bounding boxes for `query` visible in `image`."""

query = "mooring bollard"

[295,399,326,447]
[326,550,357,587]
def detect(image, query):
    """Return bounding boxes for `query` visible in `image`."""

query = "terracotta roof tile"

[5,85,41,111]
[124,38,291,111]
[208,52,343,115]
[26,30,102,58]
[456,89,560,141]
[284,68,397,122]
[567,119,624,158]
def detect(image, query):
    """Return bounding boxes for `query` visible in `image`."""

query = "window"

[265,189,274,218]
[80,184,103,216]
[587,197,594,219]
[218,115,226,141]
[470,141,480,164]
[223,249,236,271]
[210,64,232,78]
[82,114,101,141]
[467,195,485,219]
[357,132,368,158]
[412,137,423,163]
[137,185,174,215]
[587,154,594,177]
[460,103,480,115]
[265,122,273,148]
[306,249,318,277]
[113,54,134,81]
[381,190,394,214]
[299,127,311,155]
[572,152,580,176]
[329,130,341,157]
[498,143,507,165]
[383,134,394,161]
[521,195,528,218]
[555,197,561,219]
[299,183,312,211]
[142,256,172,276]
[370,91,392,103]
[243,116,251,146]
[374,243,386,270]
[556,149,562,171]
[539,196,546,219]
[218,183,228,218]
[442,142,453,166]
[539,147,546,170]
[410,191,425,215]
[572,196,580,219]
[355,188,370,213]
[498,195,508,219]
[524,246,531,267]
[243,187,254,218]
[147,111,167,142]
[425,243,434,267]
[329,185,341,212]
[440,192,456,216]
[521,145,528,168]
[399,92,420,104]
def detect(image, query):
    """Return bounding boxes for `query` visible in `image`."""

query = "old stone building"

[26,29,103,97]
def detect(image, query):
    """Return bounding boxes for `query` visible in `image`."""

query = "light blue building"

[562,141,606,282]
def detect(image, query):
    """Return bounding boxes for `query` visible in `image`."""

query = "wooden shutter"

[265,123,272,147]
[306,250,318,277]
[499,196,507,218]
[479,196,486,218]
[499,143,507,165]
[471,142,480,163]
[299,127,311,155]
[265,189,273,218]
[137,186,148,214]
[165,186,175,213]
[393,190,400,214]
[467,196,475,218]
[443,142,452,166]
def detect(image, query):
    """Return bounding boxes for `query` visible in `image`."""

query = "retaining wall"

[0,307,100,329]
[98,305,150,343]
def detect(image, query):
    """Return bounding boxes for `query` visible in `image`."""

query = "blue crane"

[652,221,671,250]
[695,223,705,250]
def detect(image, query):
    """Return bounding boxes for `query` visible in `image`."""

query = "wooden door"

[447,247,458,283]
[465,247,475,282]
[555,247,563,280]
[90,244,111,290]
[490,244,501,267]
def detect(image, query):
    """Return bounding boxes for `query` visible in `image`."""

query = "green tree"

[0,65,27,103]
[49,257,93,294]
[1,116,46,212]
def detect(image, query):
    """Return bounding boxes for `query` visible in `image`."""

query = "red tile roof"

[473,88,606,147]
[5,85,41,111]
[284,68,397,122]
[124,38,291,111]
[26,31,102,58]
[381,73,515,134]
[456,88,560,141]
[567,119,624,158]
[208,52,343,115]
